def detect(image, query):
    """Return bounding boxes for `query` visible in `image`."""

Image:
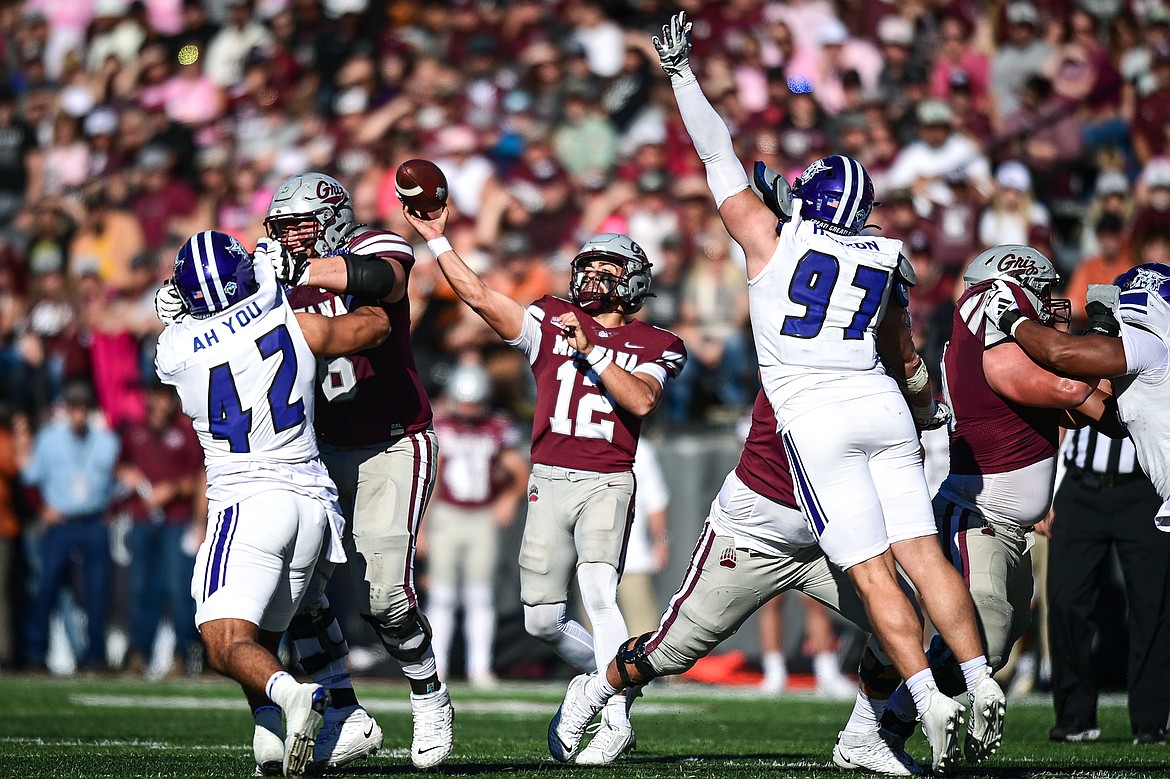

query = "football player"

[155,231,389,777]
[263,173,452,770]
[990,262,1170,519]
[550,389,924,776]
[876,244,1112,760]
[403,207,686,765]
[653,12,1004,774]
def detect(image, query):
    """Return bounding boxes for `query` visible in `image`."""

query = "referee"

[1047,427,1170,745]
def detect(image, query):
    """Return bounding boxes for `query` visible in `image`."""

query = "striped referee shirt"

[1063,427,1139,476]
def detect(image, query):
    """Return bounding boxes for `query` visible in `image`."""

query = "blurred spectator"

[204,0,273,88]
[425,364,527,686]
[874,15,925,128]
[69,184,147,292]
[1131,158,1170,240]
[978,161,1051,248]
[618,437,669,637]
[434,126,495,220]
[946,70,993,146]
[999,75,1083,203]
[758,593,856,698]
[1133,47,1170,164]
[930,14,990,109]
[570,1,624,79]
[624,169,680,272]
[21,382,120,672]
[1044,10,1125,158]
[0,406,19,669]
[116,382,203,677]
[926,169,987,274]
[0,87,41,227]
[554,82,619,177]
[991,2,1053,118]
[1081,170,1134,258]
[130,146,197,250]
[666,227,752,422]
[882,99,992,212]
[1064,213,1131,328]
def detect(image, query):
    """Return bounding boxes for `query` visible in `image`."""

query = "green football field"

[5,676,1167,778]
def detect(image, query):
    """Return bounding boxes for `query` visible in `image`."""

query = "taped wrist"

[900,357,931,395]
[343,253,396,299]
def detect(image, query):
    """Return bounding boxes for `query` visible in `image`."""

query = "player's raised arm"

[402,206,528,341]
[653,11,780,276]
[295,306,390,358]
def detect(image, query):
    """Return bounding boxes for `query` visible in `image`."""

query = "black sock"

[409,675,441,695]
[330,687,359,708]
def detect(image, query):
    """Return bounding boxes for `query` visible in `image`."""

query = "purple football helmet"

[790,155,875,235]
[173,230,258,318]
[1115,262,1170,303]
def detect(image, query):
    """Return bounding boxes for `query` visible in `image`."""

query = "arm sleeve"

[1121,323,1170,382]
[504,304,545,364]
[672,80,750,207]
[633,336,688,386]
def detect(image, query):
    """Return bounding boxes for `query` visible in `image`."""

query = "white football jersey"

[156,263,319,468]
[1115,288,1170,507]
[749,209,904,425]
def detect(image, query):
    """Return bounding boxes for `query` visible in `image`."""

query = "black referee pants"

[1049,471,1170,736]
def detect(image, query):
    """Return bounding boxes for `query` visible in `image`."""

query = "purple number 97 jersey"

[509,296,686,473]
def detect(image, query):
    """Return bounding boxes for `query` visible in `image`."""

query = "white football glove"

[652,11,696,86]
[983,280,1023,342]
[258,237,310,287]
[913,399,953,432]
[154,281,187,325]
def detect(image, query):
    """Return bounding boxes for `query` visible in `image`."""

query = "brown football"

[395,159,449,217]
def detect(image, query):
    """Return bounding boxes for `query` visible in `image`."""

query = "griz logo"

[994,252,1043,278]
[315,179,348,207]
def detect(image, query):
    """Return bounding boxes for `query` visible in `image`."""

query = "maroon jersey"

[289,228,433,447]
[944,282,1059,475]
[514,296,686,473]
[735,390,798,509]
[433,412,521,510]
[118,413,203,524]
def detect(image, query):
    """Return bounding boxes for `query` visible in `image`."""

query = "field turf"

[5,676,1168,778]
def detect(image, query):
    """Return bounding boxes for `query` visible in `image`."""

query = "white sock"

[906,668,935,717]
[843,691,885,735]
[428,583,458,679]
[585,673,619,706]
[463,583,496,679]
[763,651,787,680]
[265,670,300,709]
[959,656,990,692]
[578,563,630,727]
[814,651,843,680]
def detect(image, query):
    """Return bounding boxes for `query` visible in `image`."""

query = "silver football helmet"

[570,233,653,315]
[264,172,357,258]
[448,364,491,405]
[964,243,1070,325]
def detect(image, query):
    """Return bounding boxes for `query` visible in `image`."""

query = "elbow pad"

[343,253,397,299]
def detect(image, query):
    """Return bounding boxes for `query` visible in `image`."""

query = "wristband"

[585,348,612,373]
[1008,314,1026,338]
[902,357,931,395]
[427,236,453,256]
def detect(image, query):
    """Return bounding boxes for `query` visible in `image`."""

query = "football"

[395,159,449,217]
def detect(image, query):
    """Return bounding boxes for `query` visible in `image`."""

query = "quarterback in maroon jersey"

[405,205,685,765]
[264,172,452,772]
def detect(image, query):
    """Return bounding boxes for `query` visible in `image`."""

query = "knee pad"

[523,603,566,644]
[577,563,619,614]
[859,645,900,697]
[971,593,1013,672]
[615,632,657,687]
[287,595,349,675]
[926,634,967,698]
[363,607,433,664]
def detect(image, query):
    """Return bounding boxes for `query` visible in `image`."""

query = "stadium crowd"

[0,0,1166,696]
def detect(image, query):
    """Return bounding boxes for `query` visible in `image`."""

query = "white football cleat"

[918,683,964,777]
[575,721,636,765]
[253,707,284,777]
[312,704,383,770]
[832,730,923,776]
[282,684,329,777]
[548,674,605,762]
[965,669,1006,763]
[410,683,454,769]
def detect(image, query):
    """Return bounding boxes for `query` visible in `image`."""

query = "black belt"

[1066,464,1144,490]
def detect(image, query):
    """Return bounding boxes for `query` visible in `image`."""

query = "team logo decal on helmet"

[264,172,358,258]
[790,155,875,235]
[570,233,654,314]
[172,231,258,318]
[964,244,1071,325]
[1115,262,1170,301]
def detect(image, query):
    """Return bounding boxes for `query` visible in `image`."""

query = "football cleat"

[282,683,329,777]
[965,669,1006,762]
[253,706,284,777]
[918,683,964,776]
[548,674,605,762]
[832,729,924,776]
[312,704,383,770]
[410,683,454,769]
[575,721,636,765]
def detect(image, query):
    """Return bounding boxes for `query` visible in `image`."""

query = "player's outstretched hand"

[257,237,309,287]
[154,280,187,325]
[1084,284,1121,337]
[984,280,1022,336]
[403,205,449,242]
[652,11,695,83]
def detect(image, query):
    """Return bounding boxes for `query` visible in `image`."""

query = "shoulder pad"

[896,253,917,288]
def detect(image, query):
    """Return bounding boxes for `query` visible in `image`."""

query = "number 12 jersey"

[508,296,686,473]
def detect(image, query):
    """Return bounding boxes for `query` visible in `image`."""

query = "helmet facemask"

[570,253,625,314]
